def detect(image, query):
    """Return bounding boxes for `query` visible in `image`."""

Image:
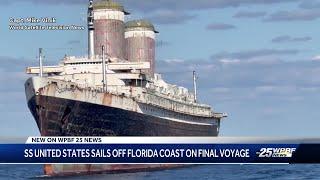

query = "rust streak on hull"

[102,93,112,106]
[46,164,186,177]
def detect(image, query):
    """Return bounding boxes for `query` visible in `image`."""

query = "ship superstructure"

[24,0,227,176]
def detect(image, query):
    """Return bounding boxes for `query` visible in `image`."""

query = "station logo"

[257,148,296,158]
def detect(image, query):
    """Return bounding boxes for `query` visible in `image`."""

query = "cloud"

[0,56,33,72]
[2,0,301,25]
[209,87,231,94]
[156,47,320,107]
[2,0,302,11]
[299,0,320,9]
[265,9,320,22]
[271,35,312,43]
[145,10,196,25]
[312,55,320,61]
[67,40,81,45]
[255,85,298,95]
[0,56,40,137]
[0,56,33,93]
[211,49,299,60]
[219,59,241,65]
[119,0,301,12]
[1,0,87,5]
[156,40,171,47]
[233,11,267,18]
[121,0,306,29]
[206,23,236,31]
[156,56,320,100]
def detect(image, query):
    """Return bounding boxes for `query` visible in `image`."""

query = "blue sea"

[0,165,319,180]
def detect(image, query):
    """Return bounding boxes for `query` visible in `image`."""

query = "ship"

[24,0,227,176]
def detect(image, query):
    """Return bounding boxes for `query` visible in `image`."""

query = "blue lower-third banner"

[0,143,320,164]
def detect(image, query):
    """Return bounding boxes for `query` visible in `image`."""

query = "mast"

[193,71,197,103]
[102,45,107,92]
[88,0,95,59]
[39,48,43,77]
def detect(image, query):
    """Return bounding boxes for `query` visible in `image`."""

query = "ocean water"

[0,165,320,180]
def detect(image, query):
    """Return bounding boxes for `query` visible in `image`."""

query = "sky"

[0,0,320,137]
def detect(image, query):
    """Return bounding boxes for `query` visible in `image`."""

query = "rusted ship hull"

[25,77,219,176]
[44,164,186,177]
[28,95,219,136]
[27,95,218,176]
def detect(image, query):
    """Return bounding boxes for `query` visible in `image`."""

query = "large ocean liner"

[24,0,227,176]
